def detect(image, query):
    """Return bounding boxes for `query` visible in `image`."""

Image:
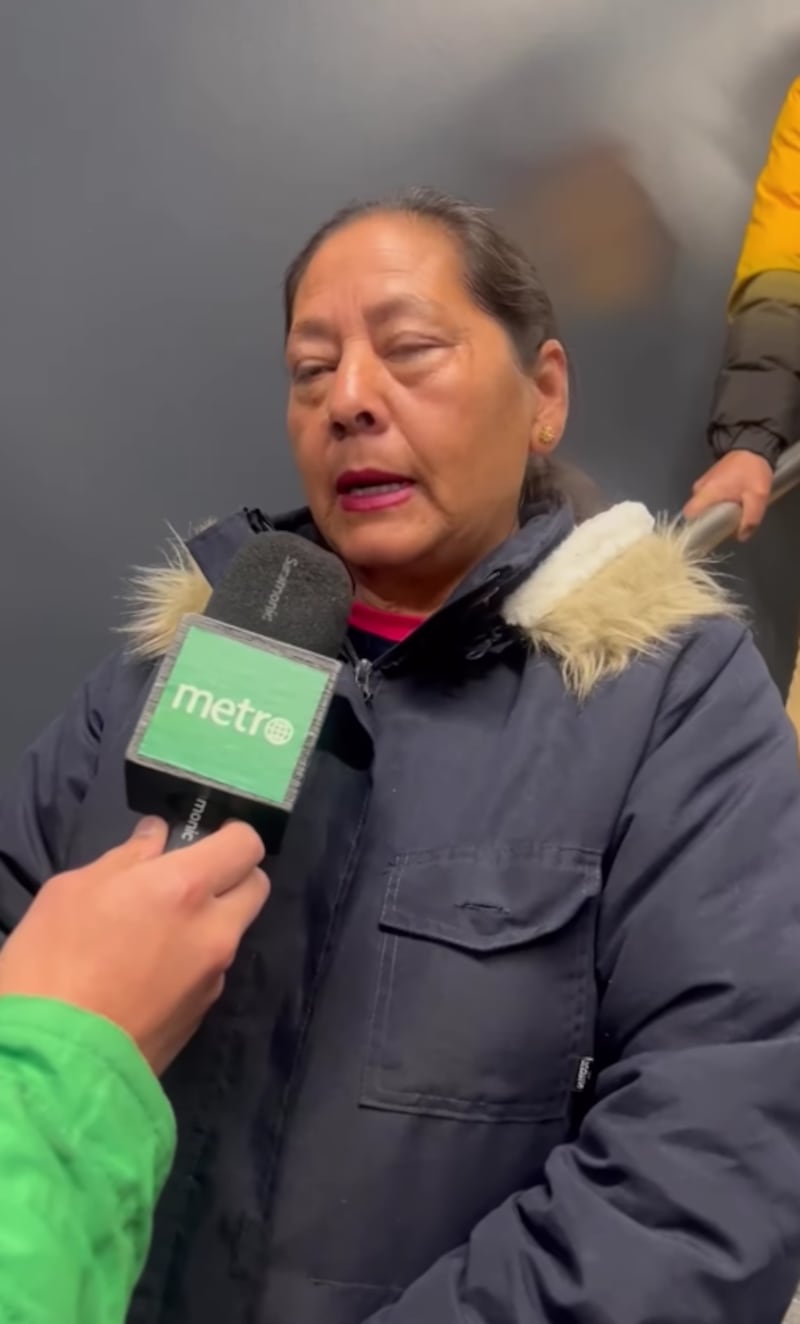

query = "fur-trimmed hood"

[122,502,735,697]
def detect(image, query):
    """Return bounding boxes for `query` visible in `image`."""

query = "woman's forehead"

[292,213,468,315]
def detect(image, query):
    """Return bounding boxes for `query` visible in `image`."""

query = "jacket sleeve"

[367,623,800,1324]
[707,271,800,465]
[708,78,800,465]
[0,656,116,933]
[0,995,176,1324]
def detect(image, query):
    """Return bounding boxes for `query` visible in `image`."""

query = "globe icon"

[264,716,294,747]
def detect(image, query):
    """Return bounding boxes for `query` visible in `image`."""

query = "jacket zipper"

[344,569,510,704]
[354,657,374,702]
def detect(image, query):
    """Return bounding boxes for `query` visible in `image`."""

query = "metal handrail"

[681,441,800,556]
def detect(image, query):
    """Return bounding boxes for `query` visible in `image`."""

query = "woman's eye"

[293,362,332,384]
[387,341,441,360]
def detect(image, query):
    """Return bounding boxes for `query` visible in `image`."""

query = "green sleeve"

[0,996,176,1324]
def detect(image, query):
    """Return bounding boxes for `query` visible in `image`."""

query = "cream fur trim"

[503,520,735,698]
[504,502,655,627]
[122,506,736,692]
[119,529,212,659]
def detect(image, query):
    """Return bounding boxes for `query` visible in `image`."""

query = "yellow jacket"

[708,78,800,465]
[730,78,800,312]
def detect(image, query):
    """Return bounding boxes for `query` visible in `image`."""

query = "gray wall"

[2,0,799,771]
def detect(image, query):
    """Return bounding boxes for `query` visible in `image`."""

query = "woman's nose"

[327,351,387,439]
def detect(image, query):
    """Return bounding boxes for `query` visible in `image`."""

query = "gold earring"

[539,424,555,449]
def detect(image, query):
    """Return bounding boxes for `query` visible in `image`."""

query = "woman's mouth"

[336,470,416,513]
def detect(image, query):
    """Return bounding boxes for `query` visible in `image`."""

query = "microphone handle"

[165,790,231,852]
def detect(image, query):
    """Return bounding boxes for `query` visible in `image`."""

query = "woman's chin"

[330,521,440,575]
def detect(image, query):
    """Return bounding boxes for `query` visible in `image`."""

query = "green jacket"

[0,996,176,1324]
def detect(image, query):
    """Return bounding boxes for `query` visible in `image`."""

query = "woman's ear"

[528,339,569,455]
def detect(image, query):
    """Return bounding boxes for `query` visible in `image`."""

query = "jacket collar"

[186,501,573,617]
[123,501,735,697]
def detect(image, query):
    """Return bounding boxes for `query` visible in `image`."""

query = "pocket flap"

[380,842,601,953]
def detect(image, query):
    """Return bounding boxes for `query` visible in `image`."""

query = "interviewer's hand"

[684,451,773,540]
[0,819,268,1076]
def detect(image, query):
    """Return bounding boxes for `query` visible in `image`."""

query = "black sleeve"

[707,270,800,466]
[0,656,117,933]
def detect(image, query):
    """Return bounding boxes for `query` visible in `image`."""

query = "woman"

[2,187,800,1324]
[0,818,267,1324]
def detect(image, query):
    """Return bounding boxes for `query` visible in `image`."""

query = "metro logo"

[171,684,295,746]
[133,619,332,806]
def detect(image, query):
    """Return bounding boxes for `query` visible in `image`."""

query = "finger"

[84,817,169,878]
[161,822,266,901]
[737,491,769,541]
[215,867,271,937]
[683,487,720,520]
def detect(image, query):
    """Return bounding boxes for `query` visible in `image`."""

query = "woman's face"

[285,213,567,597]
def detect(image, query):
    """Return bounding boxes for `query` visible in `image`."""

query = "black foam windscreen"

[206,532,353,659]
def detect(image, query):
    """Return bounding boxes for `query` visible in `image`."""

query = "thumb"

[92,817,169,874]
[132,815,169,843]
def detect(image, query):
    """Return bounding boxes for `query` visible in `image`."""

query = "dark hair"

[283,187,604,518]
[283,185,558,365]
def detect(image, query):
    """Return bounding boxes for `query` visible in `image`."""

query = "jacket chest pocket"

[361,843,600,1123]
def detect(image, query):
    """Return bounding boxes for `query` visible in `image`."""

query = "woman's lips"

[335,470,417,513]
[338,479,415,513]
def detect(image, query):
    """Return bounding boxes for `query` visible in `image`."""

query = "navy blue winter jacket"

[2,499,800,1324]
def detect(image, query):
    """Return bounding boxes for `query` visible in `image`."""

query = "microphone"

[125,533,353,853]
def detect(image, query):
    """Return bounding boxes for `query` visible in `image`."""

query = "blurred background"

[1,0,800,769]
